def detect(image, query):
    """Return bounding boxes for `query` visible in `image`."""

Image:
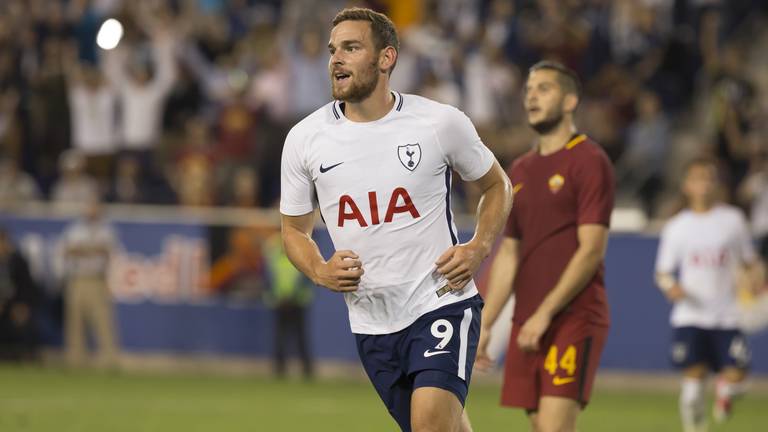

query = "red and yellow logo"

[512,183,524,195]
[548,174,565,193]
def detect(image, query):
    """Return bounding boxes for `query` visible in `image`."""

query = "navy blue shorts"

[355,295,483,432]
[671,327,751,371]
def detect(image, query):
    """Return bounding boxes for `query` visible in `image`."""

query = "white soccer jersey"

[281,92,495,334]
[655,205,757,329]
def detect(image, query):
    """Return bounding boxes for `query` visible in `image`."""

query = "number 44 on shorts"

[544,345,577,385]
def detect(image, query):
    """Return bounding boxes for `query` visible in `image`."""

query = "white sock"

[716,379,746,400]
[680,378,706,431]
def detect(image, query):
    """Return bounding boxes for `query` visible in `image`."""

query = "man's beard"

[529,108,564,134]
[332,62,379,103]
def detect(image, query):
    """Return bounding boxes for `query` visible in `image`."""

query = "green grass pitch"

[0,365,764,431]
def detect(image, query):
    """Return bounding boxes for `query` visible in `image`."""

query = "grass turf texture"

[0,365,764,431]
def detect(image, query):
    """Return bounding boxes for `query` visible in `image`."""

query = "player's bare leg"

[459,409,473,432]
[713,366,747,423]
[680,363,708,432]
[411,386,467,432]
[528,396,580,432]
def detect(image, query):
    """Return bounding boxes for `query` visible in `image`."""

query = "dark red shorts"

[500,318,608,411]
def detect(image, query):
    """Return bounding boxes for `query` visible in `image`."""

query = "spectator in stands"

[213,82,259,182]
[417,67,461,107]
[0,228,42,361]
[0,156,41,207]
[289,28,331,118]
[262,230,314,380]
[710,44,756,196]
[60,198,120,368]
[169,117,215,206]
[224,166,260,208]
[207,226,265,299]
[247,40,291,124]
[64,56,118,182]
[51,150,100,206]
[616,90,670,215]
[27,37,73,191]
[107,155,144,204]
[738,138,768,262]
[102,10,177,177]
[0,86,22,165]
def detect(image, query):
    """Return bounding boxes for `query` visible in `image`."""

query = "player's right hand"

[664,284,686,302]
[314,250,364,293]
[474,326,494,372]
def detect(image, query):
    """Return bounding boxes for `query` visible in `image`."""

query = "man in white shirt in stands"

[280,7,513,432]
[61,198,120,368]
[103,22,176,174]
[655,156,765,432]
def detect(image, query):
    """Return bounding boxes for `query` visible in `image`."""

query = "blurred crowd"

[0,0,766,230]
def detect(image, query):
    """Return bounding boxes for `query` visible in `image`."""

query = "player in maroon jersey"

[475,61,615,432]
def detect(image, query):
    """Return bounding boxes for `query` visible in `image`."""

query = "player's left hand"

[435,242,487,290]
[517,310,552,352]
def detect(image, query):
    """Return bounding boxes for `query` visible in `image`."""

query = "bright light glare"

[97,19,124,50]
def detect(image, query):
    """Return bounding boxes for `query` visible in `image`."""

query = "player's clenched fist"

[435,242,487,290]
[313,250,364,292]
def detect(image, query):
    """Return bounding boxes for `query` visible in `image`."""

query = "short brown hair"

[529,60,581,98]
[684,155,719,175]
[332,7,399,73]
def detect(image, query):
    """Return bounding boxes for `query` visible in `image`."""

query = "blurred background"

[0,0,767,431]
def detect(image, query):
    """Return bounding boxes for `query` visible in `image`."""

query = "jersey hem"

[350,287,478,335]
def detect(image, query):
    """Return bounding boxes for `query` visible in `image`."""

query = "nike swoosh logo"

[319,162,344,173]
[553,376,575,386]
[423,349,451,358]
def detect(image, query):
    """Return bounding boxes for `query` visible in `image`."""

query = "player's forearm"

[469,176,513,256]
[281,226,326,286]
[480,237,519,328]
[536,245,603,319]
[482,252,518,329]
[746,261,766,293]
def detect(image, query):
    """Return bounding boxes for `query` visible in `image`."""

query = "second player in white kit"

[655,157,765,432]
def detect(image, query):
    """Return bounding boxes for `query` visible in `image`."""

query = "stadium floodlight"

[97,18,124,50]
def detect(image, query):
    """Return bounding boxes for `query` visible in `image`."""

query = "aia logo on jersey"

[548,174,565,193]
[338,187,420,227]
[689,249,728,268]
[398,143,421,171]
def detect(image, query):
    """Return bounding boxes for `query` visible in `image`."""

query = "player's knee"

[411,387,463,432]
[720,367,747,383]
[412,412,459,432]
[535,417,576,432]
[682,364,708,379]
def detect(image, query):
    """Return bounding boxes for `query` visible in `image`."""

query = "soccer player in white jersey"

[280,7,513,432]
[655,157,765,432]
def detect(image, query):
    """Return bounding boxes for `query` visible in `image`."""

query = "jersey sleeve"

[655,221,680,274]
[279,127,316,216]
[435,107,495,181]
[575,148,615,226]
